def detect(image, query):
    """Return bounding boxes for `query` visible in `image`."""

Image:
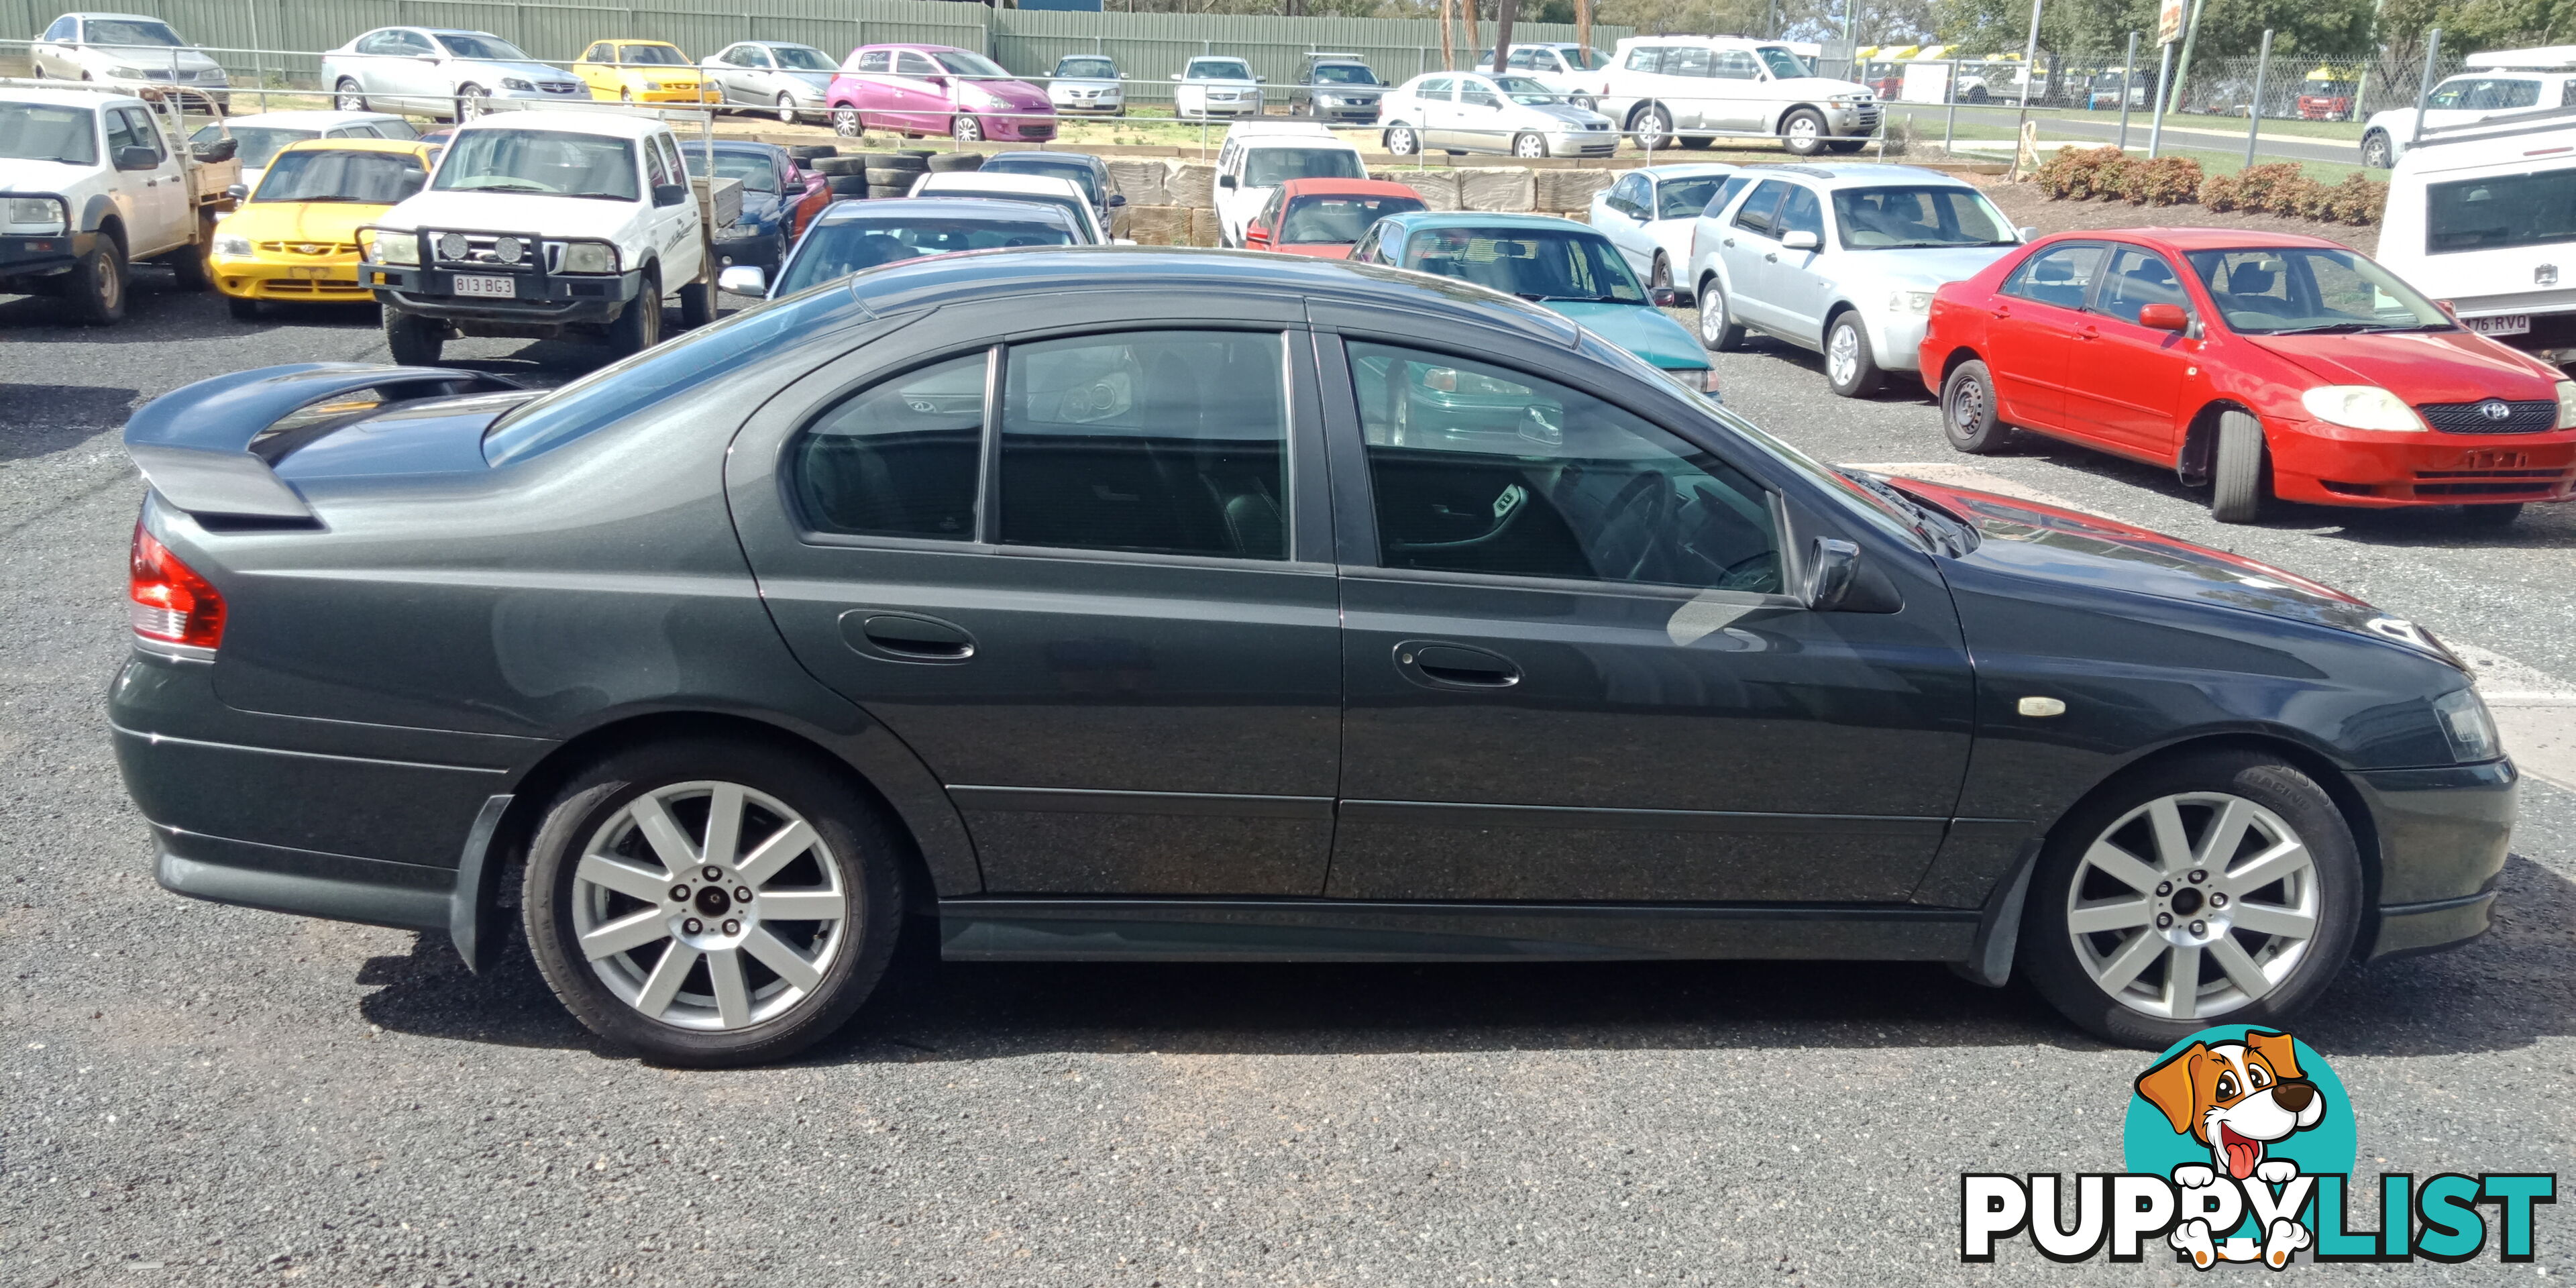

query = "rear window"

[775,215,1073,294]
[2426,168,2576,254]
[1281,193,1424,244]
[982,156,1099,203]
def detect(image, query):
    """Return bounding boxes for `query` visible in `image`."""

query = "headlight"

[1833,93,1871,104]
[501,77,532,91]
[2431,688,2501,762]
[104,64,147,78]
[1661,366,1723,396]
[643,80,663,91]
[361,229,419,266]
[554,241,619,274]
[1888,288,1934,315]
[2555,380,2576,428]
[2300,384,2424,431]
[5,198,66,233]
[199,68,227,85]
[211,233,252,258]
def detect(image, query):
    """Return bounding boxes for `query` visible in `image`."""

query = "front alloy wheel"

[777,93,798,123]
[1512,131,1547,158]
[2361,129,2393,169]
[1781,108,1827,156]
[1385,125,1417,156]
[455,84,488,120]
[953,113,983,144]
[833,106,861,137]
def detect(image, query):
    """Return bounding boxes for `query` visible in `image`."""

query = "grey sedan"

[702,40,839,123]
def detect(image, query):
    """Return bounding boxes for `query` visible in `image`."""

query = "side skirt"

[939,898,1980,963]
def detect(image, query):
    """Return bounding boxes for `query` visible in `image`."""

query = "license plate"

[2461,450,2530,469]
[451,273,515,299]
[2467,314,2530,337]
[288,266,330,279]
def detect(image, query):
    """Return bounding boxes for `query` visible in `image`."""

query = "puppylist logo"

[1961,1026,2557,1267]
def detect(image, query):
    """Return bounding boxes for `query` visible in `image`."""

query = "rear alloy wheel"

[1823,313,1882,398]
[1512,131,1547,158]
[776,93,798,124]
[952,114,983,144]
[833,107,861,137]
[1384,125,1418,156]
[2361,129,2394,169]
[1941,359,2013,453]
[334,78,368,112]
[1696,278,1744,352]
[522,742,906,1067]
[1780,107,1828,156]
[2209,409,2271,523]
[1631,104,1673,151]
[2023,752,2359,1049]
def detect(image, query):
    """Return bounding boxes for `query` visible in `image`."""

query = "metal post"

[2243,28,2273,166]
[1944,58,1958,154]
[2166,0,2209,115]
[2019,0,2044,107]
[2410,28,2442,148]
[2116,31,2137,150]
[2146,38,2173,157]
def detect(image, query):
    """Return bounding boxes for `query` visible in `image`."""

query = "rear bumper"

[2352,759,2517,960]
[2265,415,2576,506]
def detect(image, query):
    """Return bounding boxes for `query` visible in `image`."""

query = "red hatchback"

[1241,178,1427,258]
[1920,228,2576,525]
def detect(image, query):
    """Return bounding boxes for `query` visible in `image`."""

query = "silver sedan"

[1379,72,1618,159]
[701,40,839,123]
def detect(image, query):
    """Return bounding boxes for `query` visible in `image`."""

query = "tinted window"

[1312,64,1376,84]
[2001,242,2104,309]
[1731,178,1790,235]
[1244,148,1365,186]
[622,44,688,66]
[682,146,782,192]
[775,215,1073,293]
[999,331,1288,560]
[896,52,938,76]
[434,32,525,60]
[2427,168,2576,254]
[372,117,419,141]
[1399,225,1645,302]
[774,46,835,72]
[252,149,426,203]
[792,352,986,540]
[1348,342,1780,592]
[1188,59,1252,79]
[1057,56,1116,78]
[1702,174,1753,217]
[1656,176,1725,219]
[484,294,843,464]
[2096,247,2189,326]
[84,19,182,46]
[1281,193,1424,243]
[932,50,1009,77]
[111,109,163,161]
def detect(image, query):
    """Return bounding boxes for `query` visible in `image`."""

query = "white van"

[2360,46,2576,169]
[2379,111,2576,366]
[1598,36,1878,156]
[1211,121,1365,247]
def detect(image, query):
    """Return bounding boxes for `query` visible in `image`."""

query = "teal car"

[1348,211,1720,402]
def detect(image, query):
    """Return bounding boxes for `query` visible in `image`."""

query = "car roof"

[1224,121,1350,144]
[66,12,170,21]
[600,38,680,46]
[736,40,820,48]
[857,43,973,53]
[0,85,146,108]
[916,172,1087,198]
[1627,162,1739,180]
[1379,211,1601,235]
[1740,162,1970,187]
[456,110,668,140]
[215,110,402,129]
[1275,178,1426,199]
[2039,226,2350,253]
[812,196,1077,228]
[985,150,1107,171]
[271,137,437,158]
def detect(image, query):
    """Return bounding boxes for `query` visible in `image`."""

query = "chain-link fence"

[1859,46,2472,124]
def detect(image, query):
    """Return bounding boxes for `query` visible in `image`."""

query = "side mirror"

[653,182,689,207]
[1649,285,1680,307]
[1256,76,1268,83]
[718,264,767,295]
[224,182,248,201]
[114,145,159,170]
[2138,303,2190,332]
[1803,537,1860,611]
[1217,173,1237,189]
[2016,224,2039,241]
[1246,223,1271,246]
[1106,192,1127,207]
[1780,229,1820,251]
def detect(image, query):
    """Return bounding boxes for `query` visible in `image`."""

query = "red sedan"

[1919,228,2576,525]
[1242,178,1427,259]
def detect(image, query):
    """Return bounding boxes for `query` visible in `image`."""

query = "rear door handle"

[840,609,975,663]
[2077,323,2100,340]
[1394,640,1521,690]
[1721,237,1735,247]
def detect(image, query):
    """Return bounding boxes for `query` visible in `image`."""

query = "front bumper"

[1823,102,1882,136]
[712,229,785,272]
[1865,309,1929,372]
[976,112,1059,142]
[2351,759,2516,959]
[1546,128,1621,157]
[625,86,725,105]
[1309,99,1381,122]
[0,225,91,280]
[2263,415,2576,506]
[1054,93,1123,114]
[366,259,645,326]
[214,252,371,303]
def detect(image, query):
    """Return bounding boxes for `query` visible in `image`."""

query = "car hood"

[0,158,95,193]
[376,189,639,238]
[962,80,1053,110]
[1192,78,1260,90]
[1841,244,2021,288]
[1884,476,2426,647]
[1548,301,1708,369]
[1521,101,1609,127]
[1774,75,1872,99]
[2245,328,2561,403]
[221,200,393,243]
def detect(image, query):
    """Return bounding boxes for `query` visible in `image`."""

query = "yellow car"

[210,138,439,319]
[573,40,723,104]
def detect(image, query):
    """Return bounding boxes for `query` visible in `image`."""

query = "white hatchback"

[1175,56,1263,121]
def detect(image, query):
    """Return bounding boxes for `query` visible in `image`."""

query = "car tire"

[776,93,798,124]
[1696,278,1744,352]
[166,215,216,292]
[1631,104,1673,151]
[454,84,488,121]
[382,309,443,365]
[1826,138,1867,154]
[863,168,918,189]
[832,107,861,137]
[1941,360,2014,453]
[334,78,368,112]
[226,294,260,321]
[1823,312,1883,398]
[678,278,715,329]
[1650,252,1676,299]
[2361,129,2393,170]
[952,114,983,144]
[1512,131,1547,158]
[2021,750,2363,1050]
[1780,107,1828,156]
[1384,125,1418,156]
[1569,95,1598,111]
[519,739,909,1068]
[1679,134,1714,149]
[609,266,663,357]
[2209,409,2271,524]
[2457,501,2524,528]
[925,152,983,172]
[65,236,126,326]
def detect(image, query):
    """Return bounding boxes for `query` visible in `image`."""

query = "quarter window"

[2000,243,2104,310]
[999,331,1289,560]
[854,50,890,74]
[792,352,987,540]
[1347,342,1780,593]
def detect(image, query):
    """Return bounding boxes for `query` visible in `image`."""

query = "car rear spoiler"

[122,363,524,521]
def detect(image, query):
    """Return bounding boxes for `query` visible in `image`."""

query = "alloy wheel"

[1827,323,1860,386]
[955,114,981,144]
[1697,288,1728,343]
[777,93,796,123]
[570,782,853,1031]
[335,80,365,112]
[2063,791,2320,1022]
[457,86,488,120]
[833,107,860,137]
[1634,109,1670,150]
[1787,116,1821,145]
[1513,132,1546,158]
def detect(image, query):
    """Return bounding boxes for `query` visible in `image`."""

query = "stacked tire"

[810,154,871,199]
[857,150,930,199]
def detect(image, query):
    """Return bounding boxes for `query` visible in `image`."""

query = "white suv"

[2360,48,2576,169]
[1212,122,1366,246]
[1600,36,1878,156]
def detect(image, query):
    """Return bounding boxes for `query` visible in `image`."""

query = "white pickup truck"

[0,82,239,323]
[359,110,723,364]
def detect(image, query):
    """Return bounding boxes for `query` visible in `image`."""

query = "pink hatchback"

[827,44,1057,144]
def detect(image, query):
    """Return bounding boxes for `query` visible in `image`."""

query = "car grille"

[1849,105,1882,131]
[2418,398,2557,433]
[426,231,551,270]
[258,240,359,256]
[538,81,582,95]
[2410,466,2573,496]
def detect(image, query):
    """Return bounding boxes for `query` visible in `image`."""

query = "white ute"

[0,82,239,324]
[360,110,719,364]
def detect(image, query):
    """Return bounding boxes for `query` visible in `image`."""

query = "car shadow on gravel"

[350,855,2571,1065]
[0,383,143,460]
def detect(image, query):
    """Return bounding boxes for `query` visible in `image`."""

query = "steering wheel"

[1592,470,1674,582]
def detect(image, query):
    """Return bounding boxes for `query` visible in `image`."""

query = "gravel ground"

[2,278,2570,1286]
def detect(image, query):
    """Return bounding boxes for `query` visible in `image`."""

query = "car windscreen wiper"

[1518,293,1634,304]
[2261,321,2419,335]
[447,180,549,193]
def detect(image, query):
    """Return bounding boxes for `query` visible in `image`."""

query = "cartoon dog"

[2135,1030,2326,1269]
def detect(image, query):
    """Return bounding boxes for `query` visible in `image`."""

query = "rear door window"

[792,352,987,540]
[1731,178,1790,236]
[2094,246,2190,326]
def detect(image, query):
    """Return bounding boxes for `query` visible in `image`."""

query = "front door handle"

[1722,237,1735,248]
[2076,323,2100,340]
[839,609,975,663]
[1764,251,1779,262]
[1393,640,1521,690]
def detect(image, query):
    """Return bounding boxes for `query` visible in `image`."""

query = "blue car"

[1348,211,1719,396]
[679,140,824,273]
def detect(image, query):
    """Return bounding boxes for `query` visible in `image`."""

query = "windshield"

[83,19,182,47]
[777,215,1074,294]
[1833,186,2016,249]
[433,129,637,200]
[2186,247,2453,335]
[1281,193,1424,243]
[1189,59,1252,80]
[681,148,780,192]
[983,156,1099,202]
[933,50,1011,78]
[1561,46,1613,70]
[1056,56,1116,79]
[771,45,835,72]
[1401,225,1648,303]
[1657,176,1727,218]
[619,44,688,66]
[1244,147,1364,186]
[1756,46,1810,78]
[1312,64,1377,85]
[434,33,529,61]
[2426,168,2576,255]
[198,125,314,170]
[1493,75,1561,105]
[252,148,426,203]
[0,103,97,164]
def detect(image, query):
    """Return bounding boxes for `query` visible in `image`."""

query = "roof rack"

[1305,50,1364,61]
[2463,44,2576,72]
[2410,103,2576,151]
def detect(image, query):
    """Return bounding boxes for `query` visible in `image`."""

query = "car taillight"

[129,524,224,650]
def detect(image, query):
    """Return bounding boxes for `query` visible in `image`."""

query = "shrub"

[2035,144,2129,200]
[2325,172,2388,225]
[2124,156,2204,205]
[2200,171,2243,211]
[2232,162,2304,213]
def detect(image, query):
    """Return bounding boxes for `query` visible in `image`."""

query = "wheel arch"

[1768,101,1827,133]
[1933,343,1984,386]
[2177,397,2259,488]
